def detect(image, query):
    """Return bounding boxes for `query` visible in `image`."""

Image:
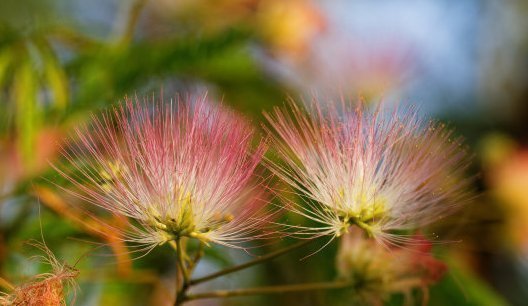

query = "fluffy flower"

[0,241,78,306]
[265,101,472,245]
[55,95,272,252]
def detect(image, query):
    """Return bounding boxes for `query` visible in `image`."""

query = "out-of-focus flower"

[481,134,528,255]
[55,95,273,252]
[310,41,411,99]
[479,133,518,170]
[146,0,324,59]
[0,241,78,306]
[265,101,472,245]
[337,228,446,306]
[0,128,63,190]
[256,0,326,59]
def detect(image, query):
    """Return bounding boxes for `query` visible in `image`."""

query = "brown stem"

[184,281,352,301]
[189,239,314,286]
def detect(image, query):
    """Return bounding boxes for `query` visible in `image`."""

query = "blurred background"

[0,0,527,305]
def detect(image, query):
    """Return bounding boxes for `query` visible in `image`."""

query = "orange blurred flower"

[257,0,326,59]
[484,135,528,254]
[147,0,325,59]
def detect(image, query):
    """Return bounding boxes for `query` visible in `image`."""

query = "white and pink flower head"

[55,94,273,252]
[264,99,473,246]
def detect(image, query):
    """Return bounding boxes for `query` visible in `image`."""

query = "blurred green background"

[1,0,528,305]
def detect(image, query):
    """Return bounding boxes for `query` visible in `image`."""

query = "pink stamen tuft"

[54,94,275,252]
[264,100,473,245]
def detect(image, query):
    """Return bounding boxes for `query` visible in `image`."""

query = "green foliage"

[428,259,510,306]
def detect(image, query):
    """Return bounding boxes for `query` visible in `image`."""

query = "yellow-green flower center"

[334,188,387,237]
[148,191,234,244]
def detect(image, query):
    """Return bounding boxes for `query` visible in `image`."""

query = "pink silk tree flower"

[264,101,472,245]
[55,95,272,252]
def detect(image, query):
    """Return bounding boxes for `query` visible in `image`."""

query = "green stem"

[184,281,352,301]
[189,239,313,286]
[173,238,193,306]
[176,238,190,285]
